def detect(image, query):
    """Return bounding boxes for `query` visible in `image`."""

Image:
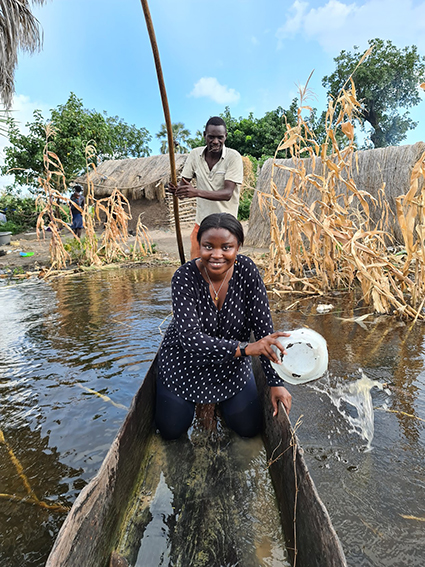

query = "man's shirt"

[181,145,243,224]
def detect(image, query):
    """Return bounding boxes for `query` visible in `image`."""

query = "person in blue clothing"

[155,212,292,440]
[69,185,85,237]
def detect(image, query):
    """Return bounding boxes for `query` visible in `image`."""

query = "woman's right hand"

[239,332,290,364]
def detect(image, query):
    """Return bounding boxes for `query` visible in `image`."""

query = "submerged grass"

[260,49,425,320]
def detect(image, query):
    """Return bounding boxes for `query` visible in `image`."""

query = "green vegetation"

[0,194,38,234]
[156,122,191,154]
[1,93,152,192]
[63,237,90,263]
[187,104,298,159]
[237,189,254,221]
[323,38,425,147]
[222,104,298,159]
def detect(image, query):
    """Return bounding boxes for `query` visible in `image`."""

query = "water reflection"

[0,268,175,566]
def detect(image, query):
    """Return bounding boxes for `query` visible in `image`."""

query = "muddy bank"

[0,222,269,275]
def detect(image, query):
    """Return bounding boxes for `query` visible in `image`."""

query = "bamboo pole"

[140,0,186,265]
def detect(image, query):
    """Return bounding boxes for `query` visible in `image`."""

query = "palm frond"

[0,0,47,108]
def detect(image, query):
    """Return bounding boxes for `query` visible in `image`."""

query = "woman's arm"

[238,258,292,414]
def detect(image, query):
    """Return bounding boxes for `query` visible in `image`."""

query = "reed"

[36,125,73,270]
[258,54,425,320]
[131,213,153,260]
[36,131,153,272]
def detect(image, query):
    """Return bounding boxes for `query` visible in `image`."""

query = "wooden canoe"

[46,354,347,567]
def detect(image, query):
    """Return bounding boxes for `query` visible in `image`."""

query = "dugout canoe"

[45,354,347,567]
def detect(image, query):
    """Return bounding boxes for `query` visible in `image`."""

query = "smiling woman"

[155,212,292,440]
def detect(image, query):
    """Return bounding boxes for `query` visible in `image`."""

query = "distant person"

[168,117,243,259]
[70,185,85,238]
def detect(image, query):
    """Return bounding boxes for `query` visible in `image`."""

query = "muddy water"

[1,269,425,566]
[272,300,425,567]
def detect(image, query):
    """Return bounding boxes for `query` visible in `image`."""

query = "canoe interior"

[46,355,346,567]
[113,420,288,567]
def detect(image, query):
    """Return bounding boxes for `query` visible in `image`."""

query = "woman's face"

[199,228,240,276]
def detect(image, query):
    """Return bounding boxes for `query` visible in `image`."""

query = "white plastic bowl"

[0,232,12,246]
[270,328,328,385]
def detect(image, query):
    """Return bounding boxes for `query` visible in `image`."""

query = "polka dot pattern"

[158,255,285,403]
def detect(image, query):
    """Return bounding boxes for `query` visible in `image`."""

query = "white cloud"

[277,0,425,54]
[190,77,240,105]
[251,36,260,46]
[277,0,310,39]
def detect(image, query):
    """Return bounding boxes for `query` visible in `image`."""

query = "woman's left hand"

[270,386,292,416]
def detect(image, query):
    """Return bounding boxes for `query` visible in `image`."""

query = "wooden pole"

[140,0,186,265]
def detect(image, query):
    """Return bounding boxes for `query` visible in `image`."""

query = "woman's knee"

[223,403,262,438]
[220,380,263,438]
[155,380,195,440]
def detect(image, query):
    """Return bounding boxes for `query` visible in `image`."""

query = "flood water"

[1,267,424,566]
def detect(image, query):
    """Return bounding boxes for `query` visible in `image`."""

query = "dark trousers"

[155,373,262,440]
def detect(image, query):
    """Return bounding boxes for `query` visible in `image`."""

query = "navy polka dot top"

[158,254,285,403]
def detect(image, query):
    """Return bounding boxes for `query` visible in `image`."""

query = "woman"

[155,213,292,440]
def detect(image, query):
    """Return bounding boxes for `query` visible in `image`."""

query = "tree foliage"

[0,193,38,233]
[322,38,425,147]
[220,105,298,159]
[187,104,298,159]
[156,122,191,154]
[1,92,152,191]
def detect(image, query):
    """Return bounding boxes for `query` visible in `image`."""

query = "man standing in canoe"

[167,116,243,259]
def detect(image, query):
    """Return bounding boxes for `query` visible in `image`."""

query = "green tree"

[187,129,204,149]
[0,0,46,108]
[156,122,191,154]
[322,38,425,147]
[1,92,152,191]
[217,104,298,159]
[187,105,298,158]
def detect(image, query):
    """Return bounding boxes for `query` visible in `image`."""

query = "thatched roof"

[74,154,189,201]
[246,142,425,247]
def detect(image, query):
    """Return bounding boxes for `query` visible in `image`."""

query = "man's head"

[203,117,227,155]
[73,185,83,193]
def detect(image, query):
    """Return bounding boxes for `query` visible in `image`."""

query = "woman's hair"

[197,213,244,246]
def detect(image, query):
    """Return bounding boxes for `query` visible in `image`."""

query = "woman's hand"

[270,386,292,416]
[240,332,290,364]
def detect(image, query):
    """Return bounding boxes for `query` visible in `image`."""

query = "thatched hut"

[246,142,425,247]
[74,154,196,231]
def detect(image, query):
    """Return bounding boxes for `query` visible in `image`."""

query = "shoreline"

[0,222,269,278]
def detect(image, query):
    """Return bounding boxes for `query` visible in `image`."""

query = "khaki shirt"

[181,145,243,224]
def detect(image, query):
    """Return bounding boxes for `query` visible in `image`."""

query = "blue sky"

[2,0,425,187]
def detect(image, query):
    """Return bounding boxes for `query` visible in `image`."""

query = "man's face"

[204,125,227,155]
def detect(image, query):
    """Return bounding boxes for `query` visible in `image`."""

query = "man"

[168,117,243,259]
[70,185,85,238]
